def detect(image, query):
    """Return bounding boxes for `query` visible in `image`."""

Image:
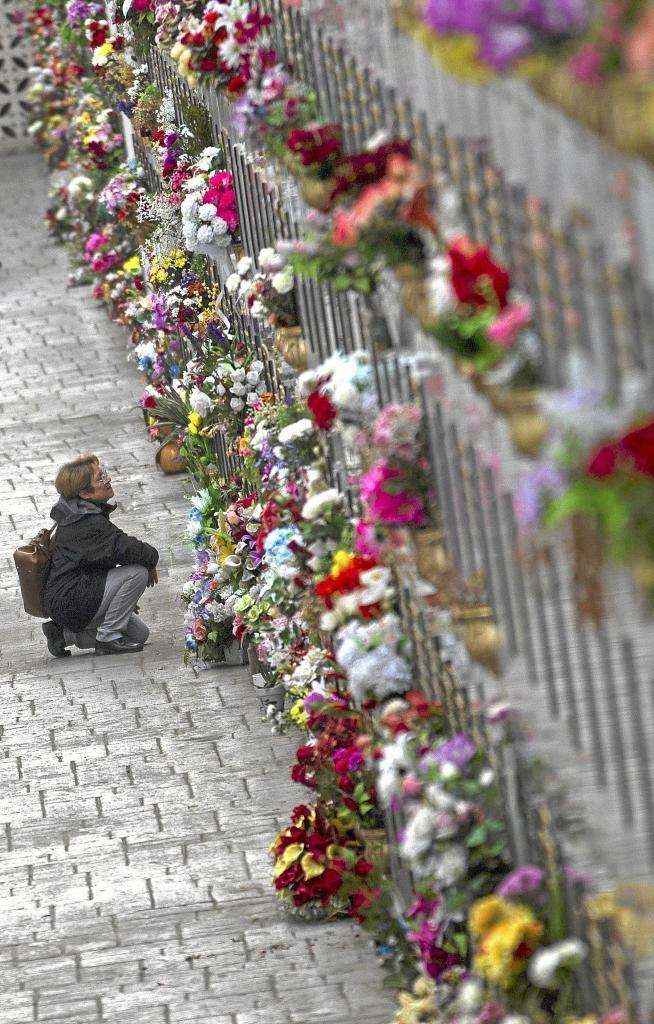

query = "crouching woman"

[42,454,159,657]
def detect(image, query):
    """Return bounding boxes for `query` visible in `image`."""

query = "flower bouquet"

[180,149,239,269]
[544,413,654,605]
[288,153,436,292]
[225,249,298,328]
[270,801,376,920]
[170,1,272,94]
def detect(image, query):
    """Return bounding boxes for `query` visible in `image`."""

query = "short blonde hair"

[54,454,99,499]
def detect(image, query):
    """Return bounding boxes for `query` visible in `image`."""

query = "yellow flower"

[123,255,141,274]
[78,111,91,126]
[469,894,510,938]
[289,700,308,728]
[95,41,114,60]
[300,853,324,879]
[472,903,543,990]
[188,412,203,427]
[331,550,355,574]
[272,843,303,878]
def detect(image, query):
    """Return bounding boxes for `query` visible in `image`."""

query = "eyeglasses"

[97,465,111,485]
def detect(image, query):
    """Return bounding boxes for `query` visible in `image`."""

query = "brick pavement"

[0,151,395,1024]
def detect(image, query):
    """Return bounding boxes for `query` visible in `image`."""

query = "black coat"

[43,497,159,632]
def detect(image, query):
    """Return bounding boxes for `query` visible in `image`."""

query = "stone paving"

[0,151,395,1024]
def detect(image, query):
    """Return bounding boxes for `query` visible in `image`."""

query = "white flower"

[434,845,467,886]
[212,217,228,236]
[439,762,459,781]
[225,273,241,294]
[230,382,247,397]
[194,146,221,170]
[230,397,245,412]
[250,300,266,319]
[196,224,214,244]
[454,980,484,1013]
[301,488,342,521]
[271,267,294,294]
[180,195,198,218]
[277,418,314,445]
[198,202,217,222]
[189,389,212,417]
[232,368,246,382]
[479,768,495,787]
[246,392,259,405]
[359,567,391,589]
[236,256,253,275]
[527,939,587,989]
[205,560,220,575]
[246,369,261,385]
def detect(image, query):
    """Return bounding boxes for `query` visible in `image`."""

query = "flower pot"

[453,605,502,675]
[247,646,267,678]
[254,680,286,713]
[485,387,548,459]
[155,437,186,474]
[274,326,308,371]
[354,823,391,877]
[300,176,334,212]
[411,526,451,585]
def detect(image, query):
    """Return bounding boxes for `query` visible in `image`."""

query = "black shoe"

[95,637,144,656]
[42,621,71,658]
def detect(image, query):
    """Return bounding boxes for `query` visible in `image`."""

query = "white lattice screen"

[0,0,32,149]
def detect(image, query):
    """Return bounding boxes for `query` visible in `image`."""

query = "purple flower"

[496,864,545,899]
[514,462,566,529]
[433,733,477,770]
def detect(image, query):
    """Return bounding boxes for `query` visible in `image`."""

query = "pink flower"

[569,43,604,83]
[331,209,359,247]
[360,463,426,527]
[354,520,385,558]
[624,7,654,75]
[373,404,422,459]
[487,301,531,348]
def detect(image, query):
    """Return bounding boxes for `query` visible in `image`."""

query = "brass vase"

[411,527,451,586]
[155,437,186,474]
[453,605,502,675]
[632,557,654,602]
[274,326,308,372]
[300,176,334,212]
[486,387,548,458]
[395,262,434,330]
[355,823,391,877]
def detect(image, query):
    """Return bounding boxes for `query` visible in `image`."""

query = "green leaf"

[466,825,488,848]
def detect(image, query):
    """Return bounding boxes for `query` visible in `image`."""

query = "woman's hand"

[147,568,159,588]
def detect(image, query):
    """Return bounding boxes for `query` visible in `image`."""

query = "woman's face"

[81,461,114,501]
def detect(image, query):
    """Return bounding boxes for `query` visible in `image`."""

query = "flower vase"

[210,246,234,283]
[395,262,434,331]
[273,326,308,371]
[247,646,268,679]
[485,386,548,459]
[354,822,391,877]
[411,526,451,586]
[155,437,186,474]
[453,605,502,675]
[300,176,334,212]
[632,557,654,606]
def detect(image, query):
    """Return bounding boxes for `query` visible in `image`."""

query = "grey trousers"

[64,564,150,648]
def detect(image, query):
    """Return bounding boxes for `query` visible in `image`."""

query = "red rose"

[587,442,618,478]
[143,395,157,409]
[286,124,342,168]
[448,237,510,310]
[620,418,654,476]
[354,860,375,876]
[200,57,216,72]
[313,867,343,900]
[337,773,354,794]
[274,862,303,891]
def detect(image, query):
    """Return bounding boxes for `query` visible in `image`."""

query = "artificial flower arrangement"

[270,801,378,920]
[169,1,272,94]
[115,0,156,57]
[225,248,298,329]
[288,152,437,292]
[179,146,239,263]
[541,412,654,604]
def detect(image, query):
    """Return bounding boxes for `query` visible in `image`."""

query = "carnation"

[277,418,314,445]
[301,488,342,521]
[527,938,587,988]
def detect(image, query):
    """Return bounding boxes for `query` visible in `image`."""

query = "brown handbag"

[13,525,57,618]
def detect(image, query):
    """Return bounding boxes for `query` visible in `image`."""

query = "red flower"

[143,395,157,409]
[274,862,303,890]
[620,418,654,476]
[312,867,343,900]
[448,237,510,310]
[286,124,342,168]
[307,388,337,431]
[354,860,375,876]
[587,442,618,478]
